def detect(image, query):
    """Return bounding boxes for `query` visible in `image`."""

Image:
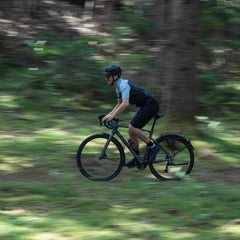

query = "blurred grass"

[0,179,240,240]
[0,91,240,239]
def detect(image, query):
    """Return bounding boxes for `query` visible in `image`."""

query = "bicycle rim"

[149,135,194,180]
[77,134,124,181]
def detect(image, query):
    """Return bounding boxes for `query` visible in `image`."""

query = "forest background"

[0,0,240,239]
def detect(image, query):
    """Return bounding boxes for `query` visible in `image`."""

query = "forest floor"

[0,107,239,240]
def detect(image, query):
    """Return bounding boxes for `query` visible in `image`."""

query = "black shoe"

[148,145,161,163]
[125,158,137,168]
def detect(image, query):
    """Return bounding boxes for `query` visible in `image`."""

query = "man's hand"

[102,99,129,123]
[102,114,114,122]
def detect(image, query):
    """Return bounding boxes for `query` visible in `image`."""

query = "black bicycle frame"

[98,113,191,166]
[99,117,159,164]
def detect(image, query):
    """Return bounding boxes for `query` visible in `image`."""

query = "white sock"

[150,142,156,149]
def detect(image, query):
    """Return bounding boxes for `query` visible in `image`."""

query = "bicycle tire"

[76,133,125,181]
[149,134,194,180]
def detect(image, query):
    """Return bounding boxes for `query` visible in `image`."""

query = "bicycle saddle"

[155,114,164,119]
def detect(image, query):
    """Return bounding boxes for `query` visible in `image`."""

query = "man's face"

[105,74,116,86]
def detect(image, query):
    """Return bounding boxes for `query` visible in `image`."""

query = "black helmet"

[103,65,122,76]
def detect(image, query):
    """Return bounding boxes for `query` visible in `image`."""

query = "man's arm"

[108,102,121,115]
[103,98,129,122]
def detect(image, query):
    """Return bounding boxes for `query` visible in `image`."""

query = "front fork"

[99,131,115,160]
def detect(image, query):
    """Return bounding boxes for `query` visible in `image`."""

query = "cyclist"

[102,65,161,168]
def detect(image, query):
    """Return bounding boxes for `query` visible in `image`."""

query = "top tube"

[98,114,160,133]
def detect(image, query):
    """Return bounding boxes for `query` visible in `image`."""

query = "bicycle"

[76,114,194,181]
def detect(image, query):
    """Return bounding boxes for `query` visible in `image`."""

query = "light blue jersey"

[116,78,153,107]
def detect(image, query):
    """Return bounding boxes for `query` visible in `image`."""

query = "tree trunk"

[155,0,199,115]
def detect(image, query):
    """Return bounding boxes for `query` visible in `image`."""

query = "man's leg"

[126,99,159,167]
[128,124,150,146]
[129,124,161,163]
[125,124,152,168]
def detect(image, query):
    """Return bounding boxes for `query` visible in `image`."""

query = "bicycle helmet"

[103,65,122,77]
[103,65,122,86]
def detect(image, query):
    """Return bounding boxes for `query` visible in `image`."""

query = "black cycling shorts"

[130,98,159,129]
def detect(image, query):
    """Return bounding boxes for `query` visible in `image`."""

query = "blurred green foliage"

[1,34,105,95]
[197,71,239,113]
[114,4,157,39]
[0,0,239,116]
[198,0,240,114]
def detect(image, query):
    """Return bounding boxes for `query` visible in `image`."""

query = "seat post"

[149,116,158,139]
[149,114,164,139]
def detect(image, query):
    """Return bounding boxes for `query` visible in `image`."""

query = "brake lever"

[98,114,105,127]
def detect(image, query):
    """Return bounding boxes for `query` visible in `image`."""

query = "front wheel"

[149,134,194,180]
[76,134,125,181]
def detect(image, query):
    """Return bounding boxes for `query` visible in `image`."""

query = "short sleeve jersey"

[116,78,153,107]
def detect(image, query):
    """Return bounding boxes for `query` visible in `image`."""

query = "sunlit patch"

[0,95,18,108]
[220,219,240,238]
[0,156,34,171]
[36,128,69,138]
[0,134,17,140]
[169,167,182,173]
[31,233,69,240]
[128,208,148,214]
[0,209,28,216]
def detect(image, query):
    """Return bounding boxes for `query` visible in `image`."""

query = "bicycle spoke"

[173,144,188,157]
[149,135,194,180]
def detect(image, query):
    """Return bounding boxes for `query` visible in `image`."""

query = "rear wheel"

[149,134,194,180]
[76,134,125,181]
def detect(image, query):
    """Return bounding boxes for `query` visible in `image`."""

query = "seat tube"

[143,117,157,160]
[149,117,156,139]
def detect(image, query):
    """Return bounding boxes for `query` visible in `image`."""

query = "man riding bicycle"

[102,65,161,168]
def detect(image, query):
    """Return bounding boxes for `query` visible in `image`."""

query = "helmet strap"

[111,74,120,86]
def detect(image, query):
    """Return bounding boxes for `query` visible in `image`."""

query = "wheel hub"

[96,153,106,163]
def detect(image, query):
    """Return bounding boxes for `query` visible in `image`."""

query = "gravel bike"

[76,114,194,181]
